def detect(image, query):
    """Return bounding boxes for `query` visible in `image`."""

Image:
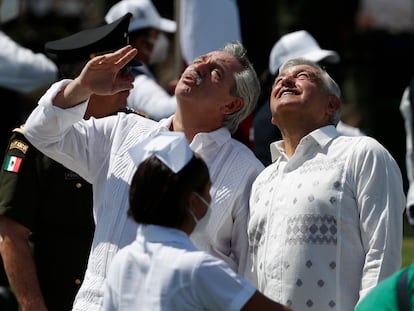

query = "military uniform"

[0,125,95,311]
[0,12,144,310]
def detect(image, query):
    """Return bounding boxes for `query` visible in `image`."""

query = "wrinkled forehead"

[278,63,319,76]
[196,50,241,71]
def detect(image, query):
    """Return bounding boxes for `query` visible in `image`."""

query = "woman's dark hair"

[128,153,210,228]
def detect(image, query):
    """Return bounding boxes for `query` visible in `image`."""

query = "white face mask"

[189,192,211,234]
[149,32,169,65]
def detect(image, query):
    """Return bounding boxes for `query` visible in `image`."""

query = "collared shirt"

[103,224,256,311]
[248,125,405,311]
[162,118,265,279]
[24,80,263,310]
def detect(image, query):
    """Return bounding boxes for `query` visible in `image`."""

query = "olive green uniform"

[0,126,95,311]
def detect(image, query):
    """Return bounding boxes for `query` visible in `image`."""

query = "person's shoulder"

[1,125,36,175]
[252,160,277,186]
[336,133,383,149]
[6,125,33,155]
[354,135,390,151]
[117,107,150,119]
[182,250,248,288]
[229,138,265,168]
[178,248,223,273]
[106,243,136,277]
[336,121,365,137]
[9,124,26,140]
[336,135,396,163]
[112,108,158,131]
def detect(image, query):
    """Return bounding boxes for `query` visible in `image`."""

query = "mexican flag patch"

[3,155,22,173]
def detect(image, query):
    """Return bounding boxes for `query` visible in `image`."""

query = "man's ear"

[327,95,341,115]
[222,97,243,115]
[187,193,201,218]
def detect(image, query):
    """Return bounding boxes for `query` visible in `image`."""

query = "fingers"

[114,80,135,93]
[76,46,137,96]
[114,45,138,69]
[92,45,137,69]
[114,68,135,91]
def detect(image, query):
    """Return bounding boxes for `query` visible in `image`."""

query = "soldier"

[0,13,142,311]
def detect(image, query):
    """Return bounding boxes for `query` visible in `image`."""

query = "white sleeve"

[193,254,256,311]
[355,138,405,299]
[23,80,113,182]
[0,31,57,93]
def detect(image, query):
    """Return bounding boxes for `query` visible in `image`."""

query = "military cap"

[45,12,141,66]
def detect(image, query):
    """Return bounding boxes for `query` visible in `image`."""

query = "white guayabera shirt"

[24,80,263,311]
[248,126,405,311]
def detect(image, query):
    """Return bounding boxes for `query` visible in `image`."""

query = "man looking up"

[23,38,264,310]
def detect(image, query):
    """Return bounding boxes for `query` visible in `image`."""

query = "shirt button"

[75,183,82,189]
[75,279,81,285]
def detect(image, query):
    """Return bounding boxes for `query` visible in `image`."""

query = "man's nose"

[192,61,207,74]
[280,74,296,86]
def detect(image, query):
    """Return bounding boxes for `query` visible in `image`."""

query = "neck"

[170,115,197,142]
[172,110,221,142]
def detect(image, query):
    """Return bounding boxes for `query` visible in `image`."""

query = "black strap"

[397,268,411,311]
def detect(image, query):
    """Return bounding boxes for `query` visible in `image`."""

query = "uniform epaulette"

[117,107,149,119]
[12,124,25,135]
[132,110,149,118]
[5,124,29,170]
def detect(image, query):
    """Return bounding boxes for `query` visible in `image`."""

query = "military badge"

[3,155,22,173]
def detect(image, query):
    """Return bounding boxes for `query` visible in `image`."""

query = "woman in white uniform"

[102,132,292,311]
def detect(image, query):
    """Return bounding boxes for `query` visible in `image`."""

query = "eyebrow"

[193,54,233,76]
[278,68,320,80]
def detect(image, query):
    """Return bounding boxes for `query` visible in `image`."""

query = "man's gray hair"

[221,41,261,133]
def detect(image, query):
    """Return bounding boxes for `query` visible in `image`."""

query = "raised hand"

[53,45,138,109]
[77,45,137,96]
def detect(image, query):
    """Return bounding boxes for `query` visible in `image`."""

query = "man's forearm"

[0,219,47,311]
[53,77,92,109]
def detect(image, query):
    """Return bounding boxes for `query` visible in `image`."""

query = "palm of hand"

[78,45,136,96]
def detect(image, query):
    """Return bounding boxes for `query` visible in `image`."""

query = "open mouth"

[280,89,299,97]
[185,71,202,86]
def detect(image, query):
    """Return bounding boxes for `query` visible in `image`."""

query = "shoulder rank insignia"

[9,125,29,154]
[9,139,29,154]
[117,107,149,118]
